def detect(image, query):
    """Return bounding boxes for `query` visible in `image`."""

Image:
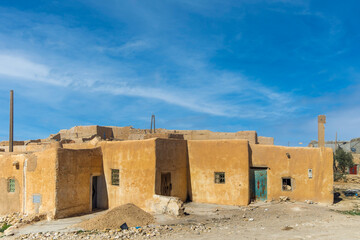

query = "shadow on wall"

[248,144,253,202]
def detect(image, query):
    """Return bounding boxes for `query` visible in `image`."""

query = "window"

[214,172,225,184]
[282,177,292,191]
[8,178,15,192]
[111,169,119,186]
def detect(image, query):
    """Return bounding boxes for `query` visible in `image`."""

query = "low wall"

[257,136,274,145]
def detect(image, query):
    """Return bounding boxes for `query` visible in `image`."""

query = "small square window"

[282,178,292,191]
[111,169,119,186]
[214,172,225,184]
[8,178,15,193]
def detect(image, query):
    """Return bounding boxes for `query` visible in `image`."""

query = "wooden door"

[161,172,171,196]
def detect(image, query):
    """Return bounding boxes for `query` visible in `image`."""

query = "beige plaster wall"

[99,139,157,211]
[55,147,103,219]
[0,153,25,215]
[250,144,333,204]
[352,153,360,164]
[258,136,274,145]
[25,148,57,217]
[187,140,250,206]
[154,138,188,201]
[159,130,258,144]
[0,148,59,216]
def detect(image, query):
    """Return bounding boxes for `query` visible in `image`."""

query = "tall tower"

[318,115,326,148]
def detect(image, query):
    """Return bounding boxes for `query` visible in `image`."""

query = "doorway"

[250,168,267,201]
[161,172,172,196]
[91,175,108,210]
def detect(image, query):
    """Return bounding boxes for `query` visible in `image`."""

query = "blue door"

[254,170,267,201]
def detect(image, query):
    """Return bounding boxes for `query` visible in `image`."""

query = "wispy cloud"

[0,0,357,146]
[95,40,150,55]
[0,54,70,86]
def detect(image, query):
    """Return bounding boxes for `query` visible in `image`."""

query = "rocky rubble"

[0,212,46,227]
[14,223,211,240]
[0,212,46,237]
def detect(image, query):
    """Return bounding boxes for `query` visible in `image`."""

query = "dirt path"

[5,182,360,239]
[156,202,360,240]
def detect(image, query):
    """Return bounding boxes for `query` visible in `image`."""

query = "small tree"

[334,147,354,174]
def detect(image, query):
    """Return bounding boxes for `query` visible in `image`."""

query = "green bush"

[337,209,360,216]
[334,171,346,182]
[0,223,11,233]
[334,147,354,174]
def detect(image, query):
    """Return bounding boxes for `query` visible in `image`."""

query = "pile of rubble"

[76,203,154,230]
[15,223,211,239]
[345,175,360,184]
[0,212,46,237]
[0,212,46,227]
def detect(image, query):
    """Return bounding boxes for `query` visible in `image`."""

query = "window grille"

[111,169,119,186]
[8,178,15,192]
[214,172,225,184]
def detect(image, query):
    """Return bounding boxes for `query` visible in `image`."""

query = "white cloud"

[0,54,68,86]
[0,54,49,80]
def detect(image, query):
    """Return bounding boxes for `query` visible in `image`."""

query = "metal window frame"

[8,178,15,193]
[111,169,120,186]
[214,172,225,184]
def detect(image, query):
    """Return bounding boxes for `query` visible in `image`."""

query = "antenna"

[150,115,156,133]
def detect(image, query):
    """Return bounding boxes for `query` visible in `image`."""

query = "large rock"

[4,226,17,236]
[149,195,185,216]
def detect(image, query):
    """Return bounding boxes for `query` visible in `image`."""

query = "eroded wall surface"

[100,139,157,211]
[250,144,333,204]
[155,138,188,201]
[55,147,103,218]
[187,140,250,206]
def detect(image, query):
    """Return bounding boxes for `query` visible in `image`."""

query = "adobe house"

[187,140,333,205]
[0,118,333,219]
[0,144,103,218]
[0,138,188,218]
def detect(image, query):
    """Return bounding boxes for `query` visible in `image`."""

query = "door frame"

[160,172,172,196]
[89,173,102,212]
[250,167,269,201]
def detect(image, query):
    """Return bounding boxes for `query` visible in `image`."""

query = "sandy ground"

[4,182,360,240]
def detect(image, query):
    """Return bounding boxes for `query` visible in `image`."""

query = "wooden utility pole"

[9,90,14,152]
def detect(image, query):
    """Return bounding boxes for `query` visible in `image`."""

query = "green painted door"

[254,170,267,201]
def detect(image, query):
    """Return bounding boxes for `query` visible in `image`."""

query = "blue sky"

[0,0,359,146]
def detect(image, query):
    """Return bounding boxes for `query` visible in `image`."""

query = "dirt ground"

[4,181,360,240]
